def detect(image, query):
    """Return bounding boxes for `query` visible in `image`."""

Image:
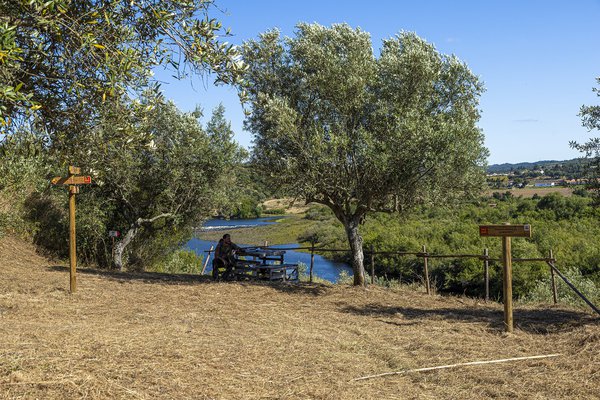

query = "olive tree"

[571,77,600,201]
[0,0,246,144]
[20,100,244,270]
[241,23,488,285]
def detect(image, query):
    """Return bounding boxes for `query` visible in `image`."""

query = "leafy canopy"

[241,23,488,285]
[242,23,488,223]
[571,77,600,200]
[0,0,246,133]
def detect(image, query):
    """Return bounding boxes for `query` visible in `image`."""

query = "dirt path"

[0,236,598,399]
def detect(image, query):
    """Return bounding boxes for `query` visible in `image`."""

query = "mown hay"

[0,236,598,399]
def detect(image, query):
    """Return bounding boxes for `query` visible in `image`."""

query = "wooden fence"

[203,244,600,316]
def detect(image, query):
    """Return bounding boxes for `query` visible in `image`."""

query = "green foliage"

[0,130,49,237]
[2,100,243,270]
[570,76,600,200]
[336,270,354,285]
[204,104,265,219]
[525,267,600,308]
[304,205,334,221]
[1,0,246,133]
[241,23,488,285]
[300,193,600,300]
[262,208,286,215]
[232,196,262,219]
[151,249,204,274]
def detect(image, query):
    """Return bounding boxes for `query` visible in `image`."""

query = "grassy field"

[1,235,599,399]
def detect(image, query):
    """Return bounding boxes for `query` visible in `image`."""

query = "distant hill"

[487,158,584,174]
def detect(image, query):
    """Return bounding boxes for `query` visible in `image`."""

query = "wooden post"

[370,244,375,285]
[68,185,77,293]
[502,236,513,333]
[484,248,490,302]
[480,224,531,332]
[422,245,431,295]
[201,245,213,275]
[549,249,558,304]
[51,166,91,293]
[309,242,315,283]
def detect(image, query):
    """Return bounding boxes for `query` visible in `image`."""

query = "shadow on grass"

[48,265,214,285]
[265,281,333,296]
[47,265,332,295]
[340,303,598,334]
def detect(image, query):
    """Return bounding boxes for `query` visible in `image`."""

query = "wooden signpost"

[479,224,532,333]
[51,166,92,293]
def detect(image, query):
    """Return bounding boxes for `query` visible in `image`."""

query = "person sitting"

[212,234,241,280]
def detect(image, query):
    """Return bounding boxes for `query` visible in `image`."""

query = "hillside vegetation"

[1,235,598,399]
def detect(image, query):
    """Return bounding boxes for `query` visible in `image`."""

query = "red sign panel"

[479,224,532,238]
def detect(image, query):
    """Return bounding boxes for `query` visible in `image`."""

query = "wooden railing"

[203,244,600,316]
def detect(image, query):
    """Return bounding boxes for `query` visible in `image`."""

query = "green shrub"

[262,208,286,215]
[525,266,600,309]
[152,249,204,274]
[304,205,334,221]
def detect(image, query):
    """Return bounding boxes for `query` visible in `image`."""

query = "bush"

[525,266,600,309]
[151,249,204,274]
[0,132,49,238]
[304,205,333,221]
[262,208,286,215]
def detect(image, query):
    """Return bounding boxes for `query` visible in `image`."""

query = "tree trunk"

[114,226,138,271]
[344,220,365,286]
[113,213,173,271]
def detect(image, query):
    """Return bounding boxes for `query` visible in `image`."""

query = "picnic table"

[233,247,299,282]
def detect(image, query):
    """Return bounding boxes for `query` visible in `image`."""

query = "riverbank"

[193,205,351,282]
[197,213,320,247]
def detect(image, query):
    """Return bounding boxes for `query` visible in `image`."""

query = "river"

[185,217,352,282]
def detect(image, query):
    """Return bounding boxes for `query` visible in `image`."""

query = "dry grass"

[262,198,311,214]
[1,235,598,399]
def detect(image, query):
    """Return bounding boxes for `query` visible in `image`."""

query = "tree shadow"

[47,265,214,285]
[266,281,333,296]
[340,303,598,334]
[46,265,331,295]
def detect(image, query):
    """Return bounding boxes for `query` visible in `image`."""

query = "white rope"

[352,353,562,381]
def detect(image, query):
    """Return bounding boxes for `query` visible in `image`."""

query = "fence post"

[502,236,514,333]
[549,249,558,304]
[309,242,315,283]
[370,244,375,285]
[422,245,431,295]
[201,245,213,275]
[484,248,489,302]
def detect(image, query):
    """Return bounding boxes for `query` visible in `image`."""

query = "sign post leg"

[502,236,513,332]
[69,185,77,293]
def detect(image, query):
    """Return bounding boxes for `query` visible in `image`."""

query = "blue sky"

[155,0,600,164]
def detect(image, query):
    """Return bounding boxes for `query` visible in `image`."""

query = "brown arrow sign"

[51,176,92,185]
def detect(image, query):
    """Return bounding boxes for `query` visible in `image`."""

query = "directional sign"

[479,223,533,333]
[479,224,532,238]
[109,230,120,238]
[49,166,91,294]
[51,175,92,185]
